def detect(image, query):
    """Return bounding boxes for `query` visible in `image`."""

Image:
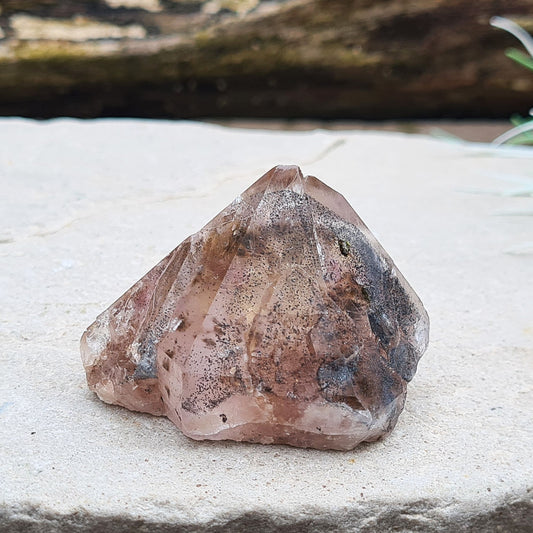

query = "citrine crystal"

[81,165,429,450]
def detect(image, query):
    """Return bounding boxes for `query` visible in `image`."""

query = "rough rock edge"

[1,496,532,532]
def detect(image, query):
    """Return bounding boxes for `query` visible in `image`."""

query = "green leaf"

[505,48,533,71]
[510,113,530,126]
[508,121,533,145]
[493,120,533,146]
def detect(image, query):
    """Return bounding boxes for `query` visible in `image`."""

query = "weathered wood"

[0,0,531,118]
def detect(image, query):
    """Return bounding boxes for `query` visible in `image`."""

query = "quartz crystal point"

[81,165,429,450]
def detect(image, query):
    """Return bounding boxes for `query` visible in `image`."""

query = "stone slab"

[0,119,532,532]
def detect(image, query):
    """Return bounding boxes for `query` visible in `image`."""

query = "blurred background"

[0,0,532,140]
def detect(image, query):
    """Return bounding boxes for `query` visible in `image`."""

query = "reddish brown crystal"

[81,165,429,450]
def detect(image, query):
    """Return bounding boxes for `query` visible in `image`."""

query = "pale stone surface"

[1,119,532,531]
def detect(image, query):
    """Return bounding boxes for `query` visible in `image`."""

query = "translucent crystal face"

[81,165,429,450]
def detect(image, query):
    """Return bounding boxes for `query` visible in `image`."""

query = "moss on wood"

[0,0,531,118]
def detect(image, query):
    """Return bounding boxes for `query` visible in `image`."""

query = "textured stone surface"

[1,119,532,531]
[81,165,429,450]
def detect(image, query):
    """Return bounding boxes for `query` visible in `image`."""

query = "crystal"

[81,165,429,450]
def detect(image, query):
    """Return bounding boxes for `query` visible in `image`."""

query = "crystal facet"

[81,165,429,450]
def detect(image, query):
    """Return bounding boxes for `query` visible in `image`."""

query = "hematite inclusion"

[81,165,429,450]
